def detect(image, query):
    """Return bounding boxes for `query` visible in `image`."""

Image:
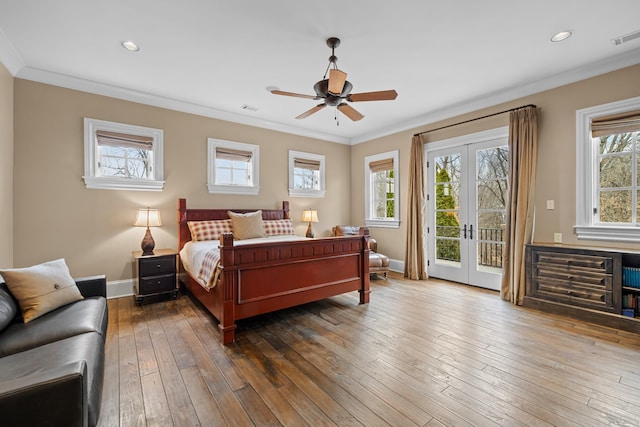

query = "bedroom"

[1,1,640,425]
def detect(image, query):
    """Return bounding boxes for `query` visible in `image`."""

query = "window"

[207,138,259,195]
[288,150,325,197]
[576,96,640,242]
[83,118,164,191]
[364,150,399,228]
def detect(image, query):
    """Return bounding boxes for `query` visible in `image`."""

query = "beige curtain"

[501,106,538,304]
[404,134,428,280]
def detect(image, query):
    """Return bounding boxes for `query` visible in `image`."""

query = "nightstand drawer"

[139,274,176,294]
[139,256,176,276]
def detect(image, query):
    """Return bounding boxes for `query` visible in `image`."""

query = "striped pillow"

[264,219,295,236]
[188,219,233,241]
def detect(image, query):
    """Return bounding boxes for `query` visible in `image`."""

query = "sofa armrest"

[75,274,107,299]
[0,360,87,426]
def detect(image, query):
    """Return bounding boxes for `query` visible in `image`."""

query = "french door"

[425,130,508,290]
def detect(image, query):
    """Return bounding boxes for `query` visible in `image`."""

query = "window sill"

[288,188,325,198]
[207,184,259,195]
[365,219,400,229]
[83,176,164,191]
[574,225,640,243]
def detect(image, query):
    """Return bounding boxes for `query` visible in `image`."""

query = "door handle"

[463,224,467,239]
[470,224,474,240]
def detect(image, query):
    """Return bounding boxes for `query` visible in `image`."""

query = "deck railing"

[435,227,504,268]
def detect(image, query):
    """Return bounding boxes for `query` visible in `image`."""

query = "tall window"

[364,150,399,228]
[83,118,164,191]
[288,150,325,197]
[576,96,640,241]
[207,138,259,195]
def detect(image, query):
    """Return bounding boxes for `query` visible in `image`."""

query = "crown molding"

[0,26,25,75]
[350,47,640,145]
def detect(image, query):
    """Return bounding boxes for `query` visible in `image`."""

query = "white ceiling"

[1,0,639,145]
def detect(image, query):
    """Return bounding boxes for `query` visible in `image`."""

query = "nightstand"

[132,249,178,304]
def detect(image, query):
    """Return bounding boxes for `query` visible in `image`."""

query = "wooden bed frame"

[177,198,370,344]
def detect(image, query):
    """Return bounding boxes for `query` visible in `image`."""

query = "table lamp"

[301,209,319,238]
[134,207,162,255]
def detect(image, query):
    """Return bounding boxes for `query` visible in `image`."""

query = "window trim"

[364,150,400,228]
[575,96,640,242]
[83,118,164,191]
[288,150,325,198]
[207,138,260,195]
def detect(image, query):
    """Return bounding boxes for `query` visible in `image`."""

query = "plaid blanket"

[197,247,221,290]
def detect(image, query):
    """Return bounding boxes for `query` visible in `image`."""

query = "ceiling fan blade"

[296,104,326,119]
[271,89,318,100]
[348,90,398,102]
[337,103,364,121]
[328,69,347,95]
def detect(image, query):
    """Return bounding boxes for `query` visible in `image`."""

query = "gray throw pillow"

[0,282,18,332]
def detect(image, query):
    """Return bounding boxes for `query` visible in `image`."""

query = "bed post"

[218,232,237,344]
[178,198,188,251]
[359,227,371,304]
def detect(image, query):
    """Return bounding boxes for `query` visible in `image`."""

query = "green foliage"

[435,168,460,261]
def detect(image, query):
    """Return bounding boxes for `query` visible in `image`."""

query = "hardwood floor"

[99,273,640,426]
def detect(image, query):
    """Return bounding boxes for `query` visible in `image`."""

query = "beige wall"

[0,63,12,267]
[12,80,352,282]
[351,64,640,262]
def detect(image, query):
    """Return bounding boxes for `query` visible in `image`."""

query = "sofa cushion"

[0,332,105,427]
[0,296,107,358]
[0,259,83,323]
[0,283,18,333]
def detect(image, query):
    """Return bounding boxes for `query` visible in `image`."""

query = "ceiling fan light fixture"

[328,69,347,96]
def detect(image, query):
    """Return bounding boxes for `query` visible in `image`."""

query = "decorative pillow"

[188,219,233,241]
[0,259,83,323]
[264,219,295,236]
[228,210,266,239]
[0,283,19,332]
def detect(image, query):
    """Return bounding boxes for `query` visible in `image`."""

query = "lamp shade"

[133,208,162,228]
[301,210,319,223]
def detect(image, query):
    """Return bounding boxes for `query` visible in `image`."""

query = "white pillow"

[0,259,83,323]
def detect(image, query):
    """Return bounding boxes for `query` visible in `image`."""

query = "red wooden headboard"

[177,198,290,250]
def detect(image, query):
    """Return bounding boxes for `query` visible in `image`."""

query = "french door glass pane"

[435,154,461,265]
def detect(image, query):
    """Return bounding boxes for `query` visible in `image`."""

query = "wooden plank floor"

[98,273,640,426]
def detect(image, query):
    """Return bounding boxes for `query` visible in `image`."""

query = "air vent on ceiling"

[611,29,640,46]
[241,104,259,112]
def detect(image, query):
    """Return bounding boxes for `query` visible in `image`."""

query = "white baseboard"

[107,279,134,299]
[389,258,404,274]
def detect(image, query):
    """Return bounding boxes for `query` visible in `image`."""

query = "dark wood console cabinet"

[525,243,640,333]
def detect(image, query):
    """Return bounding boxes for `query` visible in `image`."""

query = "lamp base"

[305,222,314,238]
[141,228,156,255]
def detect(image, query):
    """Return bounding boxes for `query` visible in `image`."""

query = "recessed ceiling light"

[551,31,573,42]
[121,40,140,51]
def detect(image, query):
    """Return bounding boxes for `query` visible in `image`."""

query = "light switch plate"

[547,200,555,210]
[554,233,562,243]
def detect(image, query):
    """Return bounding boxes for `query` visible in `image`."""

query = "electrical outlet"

[546,200,555,210]
[554,233,562,243]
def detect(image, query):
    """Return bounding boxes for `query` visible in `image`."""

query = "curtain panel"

[404,134,428,280]
[501,106,538,304]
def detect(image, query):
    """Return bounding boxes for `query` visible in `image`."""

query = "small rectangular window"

[208,139,259,195]
[83,118,164,191]
[288,150,325,197]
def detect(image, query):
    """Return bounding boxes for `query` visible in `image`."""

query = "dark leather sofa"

[0,275,108,427]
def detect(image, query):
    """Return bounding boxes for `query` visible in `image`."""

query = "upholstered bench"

[332,225,390,279]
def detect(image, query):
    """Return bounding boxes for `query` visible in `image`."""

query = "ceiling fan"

[271,37,398,122]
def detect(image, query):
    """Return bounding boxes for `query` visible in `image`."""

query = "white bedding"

[180,235,308,290]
